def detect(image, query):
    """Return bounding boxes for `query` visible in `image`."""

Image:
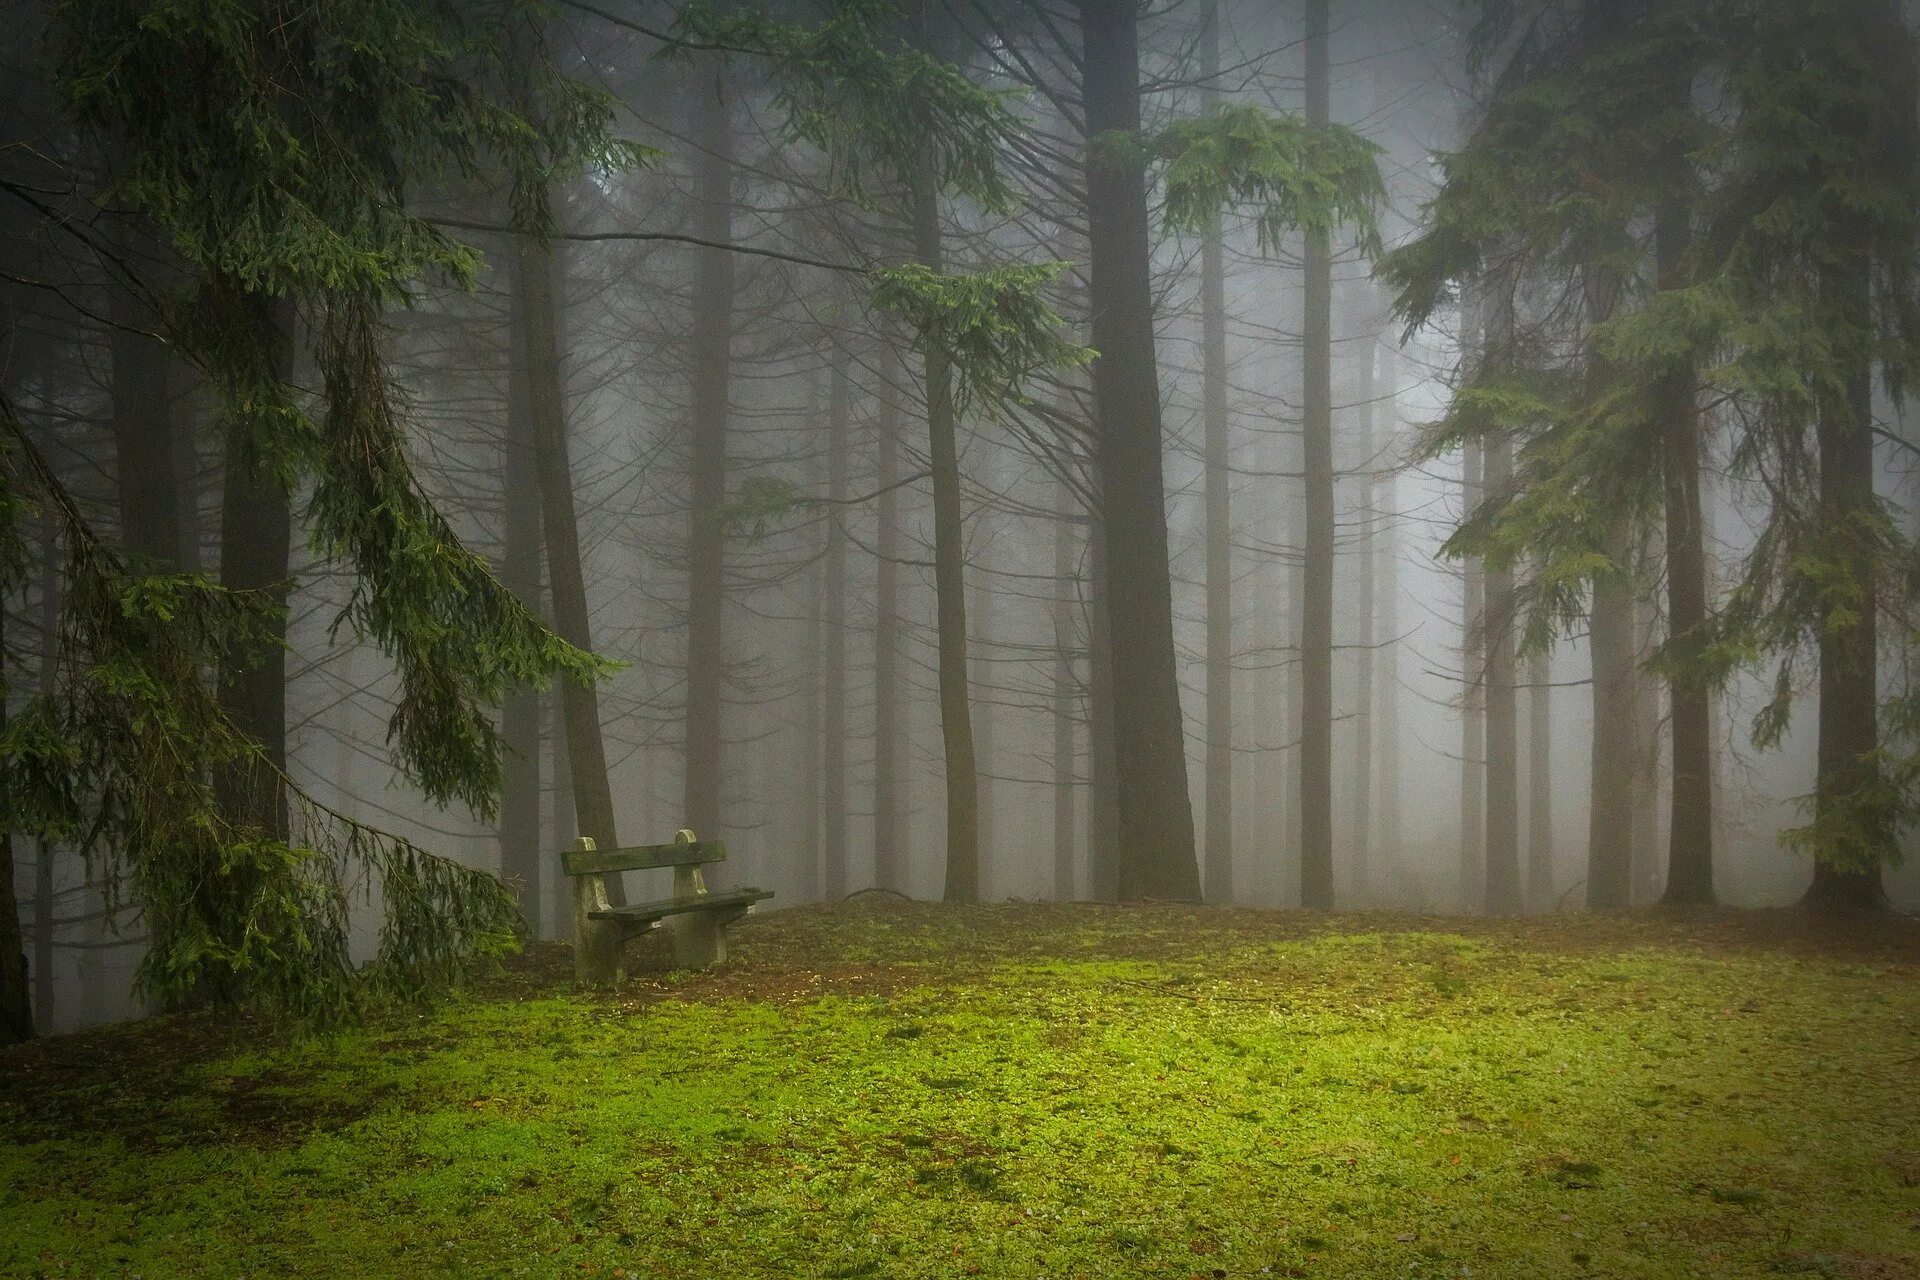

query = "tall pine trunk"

[0,602,29,1043]
[1375,344,1403,898]
[822,364,850,899]
[499,240,544,931]
[872,341,907,892]
[1053,481,1081,901]
[1526,643,1554,911]
[1459,440,1486,912]
[1297,0,1337,910]
[684,63,734,843]
[1805,256,1887,909]
[1200,0,1234,906]
[1350,336,1376,904]
[519,231,622,903]
[1085,521,1120,900]
[1656,192,1715,905]
[1483,435,1521,916]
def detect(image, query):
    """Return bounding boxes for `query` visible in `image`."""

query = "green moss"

[3,904,1917,1278]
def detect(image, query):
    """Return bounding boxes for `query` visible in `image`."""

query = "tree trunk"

[872,341,906,893]
[1805,255,1887,910]
[1587,531,1637,909]
[1053,482,1081,902]
[1085,517,1120,901]
[1375,344,1403,900]
[823,363,850,900]
[1297,0,1336,911]
[970,468,997,897]
[1199,0,1235,907]
[1080,0,1200,902]
[684,62,734,844]
[519,232,622,904]
[1459,440,1485,912]
[1656,193,1715,906]
[908,162,982,903]
[1526,642,1553,911]
[1483,431,1522,916]
[1350,337,1376,905]
[0,597,29,1043]
[802,555,824,900]
[499,239,544,931]
[1630,591,1662,902]
[216,302,292,843]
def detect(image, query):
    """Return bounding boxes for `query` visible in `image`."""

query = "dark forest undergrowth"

[3,902,1918,1278]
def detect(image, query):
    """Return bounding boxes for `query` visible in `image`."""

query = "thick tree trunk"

[1587,532,1637,909]
[1630,592,1663,902]
[1805,258,1888,910]
[519,233,622,904]
[1052,482,1081,902]
[499,242,545,931]
[684,64,734,843]
[1526,643,1553,911]
[823,364,850,900]
[216,304,292,844]
[1080,0,1200,902]
[1459,440,1486,912]
[872,342,906,893]
[1200,0,1234,907]
[1656,194,1715,906]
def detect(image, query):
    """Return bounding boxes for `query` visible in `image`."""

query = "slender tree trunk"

[1086,520,1120,901]
[519,232,622,903]
[872,341,906,893]
[1350,338,1377,905]
[1296,0,1337,911]
[802,557,824,900]
[1483,434,1521,916]
[1459,440,1486,912]
[823,363,850,900]
[1805,254,1887,909]
[1080,0,1201,901]
[1375,344,1403,900]
[1199,0,1235,907]
[33,512,57,1025]
[1656,193,1715,906]
[0,593,29,1042]
[499,241,544,929]
[908,167,982,903]
[970,470,997,897]
[684,63,734,843]
[1526,642,1553,911]
[1588,531,1637,909]
[1630,591,1663,902]
[1052,484,1081,902]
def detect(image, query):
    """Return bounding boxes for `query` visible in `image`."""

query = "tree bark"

[1080,0,1201,902]
[519,232,622,904]
[872,340,907,893]
[1350,336,1376,905]
[909,168,982,903]
[1375,343,1403,899]
[1805,256,1888,909]
[1483,436,1521,916]
[1085,516,1120,901]
[1297,0,1336,911]
[1053,482,1081,902]
[0,598,29,1043]
[823,363,850,900]
[1199,0,1235,907]
[499,239,545,931]
[684,61,734,843]
[1656,193,1715,906]
[1587,532,1637,909]
[1459,439,1485,912]
[1526,642,1553,911]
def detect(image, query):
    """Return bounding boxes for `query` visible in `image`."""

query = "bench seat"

[590,886,773,927]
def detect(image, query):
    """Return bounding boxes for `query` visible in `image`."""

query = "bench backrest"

[562,830,726,877]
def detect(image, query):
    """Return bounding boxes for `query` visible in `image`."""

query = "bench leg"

[572,873,624,985]
[671,912,724,968]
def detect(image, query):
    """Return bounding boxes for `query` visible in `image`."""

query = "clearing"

[3,903,1918,1278]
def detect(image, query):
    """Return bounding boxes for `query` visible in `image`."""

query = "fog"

[5,0,1916,1034]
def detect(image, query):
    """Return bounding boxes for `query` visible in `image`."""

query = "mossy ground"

[3,903,1919,1279]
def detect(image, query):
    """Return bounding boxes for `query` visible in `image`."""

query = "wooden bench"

[564,829,772,983]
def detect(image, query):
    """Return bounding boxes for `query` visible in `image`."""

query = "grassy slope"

[2,904,1918,1279]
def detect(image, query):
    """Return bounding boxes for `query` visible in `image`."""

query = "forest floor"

[2,902,1919,1279]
